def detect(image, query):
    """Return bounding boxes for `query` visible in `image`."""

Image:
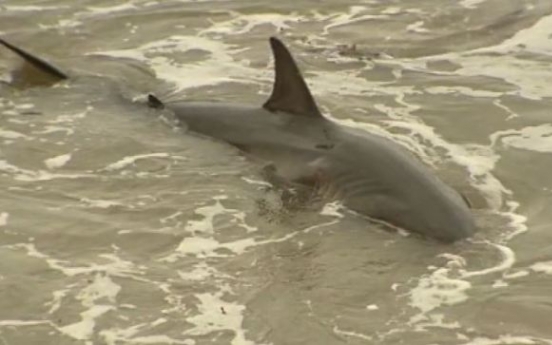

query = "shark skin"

[162,102,476,243]
[160,38,476,243]
[0,36,476,243]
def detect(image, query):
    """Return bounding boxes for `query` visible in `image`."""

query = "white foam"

[166,237,224,259]
[17,243,141,277]
[485,13,552,56]
[491,125,552,153]
[201,12,299,35]
[0,320,51,326]
[492,279,508,288]
[167,236,261,260]
[406,21,429,33]
[366,304,379,310]
[332,325,373,341]
[381,7,402,15]
[322,6,390,34]
[48,108,90,124]
[185,199,228,234]
[425,86,502,98]
[47,288,71,314]
[150,318,166,327]
[112,335,194,344]
[38,19,82,30]
[241,176,271,188]
[178,262,218,281]
[460,335,550,345]
[98,35,265,92]
[310,70,399,97]
[530,261,552,275]
[412,313,461,331]
[59,305,114,340]
[493,99,519,120]
[404,251,487,331]
[85,3,138,16]
[15,103,35,110]
[185,291,254,345]
[461,243,516,278]
[184,196,257,235]
[10,244,144,342]
[78,274,121,306]
[61,274,121,341]
[103,153,171,171]
[100,324,143,345]
[456,55,552,100]
[3,5,64,12]
[320,201,345,218]
[503,270,529,279]
[459,0,488,9]
[0,159,95,182]
[231,211,257,233]
[0,212,8,227]
[408,267,471,317]
[0,129,28,139]
[34,125,75,136]
[44,153,72,169]
[416,14,552,99]
[79,197,124,209]
[163,195,340,262]
[439,253,467,269]
[502,200,529,240]
[100,324,195,345]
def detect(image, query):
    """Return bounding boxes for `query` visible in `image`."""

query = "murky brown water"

[2,0,552,344]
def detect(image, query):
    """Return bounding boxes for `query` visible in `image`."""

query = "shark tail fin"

[263,37,323,119]
[0,37,68,87]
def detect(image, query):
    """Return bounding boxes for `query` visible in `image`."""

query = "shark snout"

[423,199,476,243]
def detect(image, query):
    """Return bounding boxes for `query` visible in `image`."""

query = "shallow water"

[1,0,552,344]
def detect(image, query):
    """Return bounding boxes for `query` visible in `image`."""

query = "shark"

[0,36,476,243]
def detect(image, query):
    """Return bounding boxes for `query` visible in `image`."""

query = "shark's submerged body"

[0,36,476,243]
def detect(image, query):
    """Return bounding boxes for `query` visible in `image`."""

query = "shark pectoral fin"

[263,37,323,119]
[0,38,68,87]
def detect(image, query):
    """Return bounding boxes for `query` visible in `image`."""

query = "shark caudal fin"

[263,37,323,118]
[0,37,68,87]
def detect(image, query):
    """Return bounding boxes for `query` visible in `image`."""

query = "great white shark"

[0,36,476,243]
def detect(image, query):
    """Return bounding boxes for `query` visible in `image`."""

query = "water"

[1,0,552,344]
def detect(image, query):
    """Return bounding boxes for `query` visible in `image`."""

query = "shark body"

[0,36,476,242]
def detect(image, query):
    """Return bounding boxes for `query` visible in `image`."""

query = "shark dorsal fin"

[147,94,165,109]
[263,37,322,118]
[0,37,68,85]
